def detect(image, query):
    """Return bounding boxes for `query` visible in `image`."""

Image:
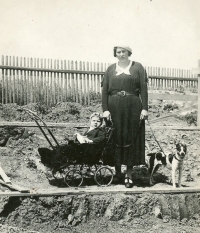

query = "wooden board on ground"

[0,163,11,183]
[0,121,88,128]
[0,179,30,193]
[1,186,200,197]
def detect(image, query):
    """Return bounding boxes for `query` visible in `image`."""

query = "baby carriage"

[22,108,115,187]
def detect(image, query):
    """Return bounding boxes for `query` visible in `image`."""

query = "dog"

[147,143,187,188]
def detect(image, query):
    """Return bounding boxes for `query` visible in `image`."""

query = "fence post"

[198,60,200,127]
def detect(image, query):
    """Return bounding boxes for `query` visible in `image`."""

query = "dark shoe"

[124,177,134,188]
[112,175,123,184]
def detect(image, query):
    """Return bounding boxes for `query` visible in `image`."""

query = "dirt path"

[0,100,199,232]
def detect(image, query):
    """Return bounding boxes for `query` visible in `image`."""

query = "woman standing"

[102,46,148,188]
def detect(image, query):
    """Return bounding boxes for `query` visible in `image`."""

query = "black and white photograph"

[0,0,200,232]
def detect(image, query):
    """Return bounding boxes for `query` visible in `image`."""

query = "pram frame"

[22,108,114,187]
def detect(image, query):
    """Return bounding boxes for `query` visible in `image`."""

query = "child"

[38,112,106,169]
[75,112,105,144]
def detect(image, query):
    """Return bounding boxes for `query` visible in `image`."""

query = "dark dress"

[102,61,148,166]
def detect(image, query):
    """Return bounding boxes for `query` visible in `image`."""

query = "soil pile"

[0,100,199,232]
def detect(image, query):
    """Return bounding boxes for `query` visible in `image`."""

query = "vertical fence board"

[83,61,86,105]
[64,60,67,101]
[1,56,5,104]
[79,61,82,104]
[5,56,8,104]
[16,57,19,103]
[60,60,63,103]
[0,57,198,106]
[12,56,15,103]
[30,58,33,103]
[87,62,90,105]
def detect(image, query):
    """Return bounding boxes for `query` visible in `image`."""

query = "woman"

[102,46,148,188]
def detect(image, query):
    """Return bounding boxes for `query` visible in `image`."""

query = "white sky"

[0,0,199,70]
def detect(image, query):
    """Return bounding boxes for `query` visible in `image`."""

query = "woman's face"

[116,47,129,62]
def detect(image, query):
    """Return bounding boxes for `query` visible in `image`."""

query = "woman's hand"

[140,109,148,120]
[103,111,111,121]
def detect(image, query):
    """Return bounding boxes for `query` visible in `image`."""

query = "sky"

[0,0,199,70]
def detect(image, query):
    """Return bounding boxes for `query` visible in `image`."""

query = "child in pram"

[38,112,106,168]
[75,112,105,144]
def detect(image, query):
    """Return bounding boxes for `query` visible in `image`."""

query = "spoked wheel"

[94,166,113,186]
[52,164,69,179]
[64,169,83,187]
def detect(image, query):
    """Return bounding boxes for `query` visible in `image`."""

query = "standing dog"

[147,143,187,188]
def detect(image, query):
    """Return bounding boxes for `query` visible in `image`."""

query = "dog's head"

[175,143,187,160]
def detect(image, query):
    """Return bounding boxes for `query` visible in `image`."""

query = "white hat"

[114,46,132,53]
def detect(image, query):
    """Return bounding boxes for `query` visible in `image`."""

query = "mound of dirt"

[0,100,199,232]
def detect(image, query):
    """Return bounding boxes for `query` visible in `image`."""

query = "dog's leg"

[150,171,155,186]
[150,163,160,186]
[172,167,176,188]
[178,165,183,187]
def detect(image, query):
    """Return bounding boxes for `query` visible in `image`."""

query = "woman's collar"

[116,60,132,76]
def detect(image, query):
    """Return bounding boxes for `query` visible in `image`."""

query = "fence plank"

[83,61,86,105]
[16,56,19,103]
[149,93,197,101]
[12,56,15,103]
[60,60,63,102]
[30,58,33,103]
[0,56,198,106]
[87,62,90,105]
[1,56,5,104]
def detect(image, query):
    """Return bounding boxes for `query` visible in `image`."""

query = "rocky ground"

[0,98,199,233]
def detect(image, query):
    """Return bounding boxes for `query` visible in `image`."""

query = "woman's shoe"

[124,177,134,188]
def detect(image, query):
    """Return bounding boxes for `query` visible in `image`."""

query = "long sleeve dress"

[102,61,148,166]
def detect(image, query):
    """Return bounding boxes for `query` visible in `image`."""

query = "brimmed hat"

[114,46,132,53]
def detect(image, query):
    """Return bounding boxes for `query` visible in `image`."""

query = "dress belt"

[110,90,138,97]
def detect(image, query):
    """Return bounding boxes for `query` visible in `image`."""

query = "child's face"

[90,116,101,128]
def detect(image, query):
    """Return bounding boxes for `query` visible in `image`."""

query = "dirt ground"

[0,98,200,233]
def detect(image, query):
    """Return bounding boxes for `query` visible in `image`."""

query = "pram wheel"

[52,164,69,180]
[64,169,83,187]
[94,166,113,186]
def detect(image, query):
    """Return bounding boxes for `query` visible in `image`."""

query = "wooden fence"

[0,55,198,105]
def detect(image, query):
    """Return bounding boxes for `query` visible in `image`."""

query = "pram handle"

[22,108,60,149]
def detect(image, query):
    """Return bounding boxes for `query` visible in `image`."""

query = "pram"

[22,108,115,187]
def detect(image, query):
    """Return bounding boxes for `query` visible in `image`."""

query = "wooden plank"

[5,56,8,104]
[0,163,11,183]
[64,60,67,101]
[8,56,12,103]
[1,186,200,197]
[0,65,197,80]
[146,126,200,131]
[149,93,197,101]
[0,65,105,75]
[12,56,15,103]
[0,179,30,193]
[0,121,88,128]
[16,57,19,103]
[60,60,64,102]
[0,121,199,131]
[24,57,27,104]
[50,59,53,105]
[1,56,5,104]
